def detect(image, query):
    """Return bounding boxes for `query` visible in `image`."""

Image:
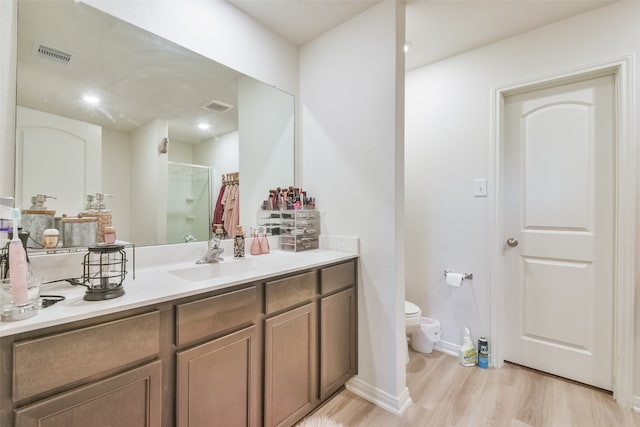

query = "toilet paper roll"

[446,272,464,287]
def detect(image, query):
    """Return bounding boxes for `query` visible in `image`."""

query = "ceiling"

[17,0,616,143]
[227,0,616,70]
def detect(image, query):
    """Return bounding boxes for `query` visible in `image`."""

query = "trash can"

[409,317,441,353]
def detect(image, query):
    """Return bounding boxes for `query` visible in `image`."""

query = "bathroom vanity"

[0,250,357,427]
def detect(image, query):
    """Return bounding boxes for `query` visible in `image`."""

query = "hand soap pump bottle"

[459,327,476,367]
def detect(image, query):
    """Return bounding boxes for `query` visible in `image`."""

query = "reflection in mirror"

[15,0,294,249]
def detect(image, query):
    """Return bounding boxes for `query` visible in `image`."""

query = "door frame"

[489,56,635,406]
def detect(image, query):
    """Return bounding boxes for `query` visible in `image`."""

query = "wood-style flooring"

[311,349,640,427]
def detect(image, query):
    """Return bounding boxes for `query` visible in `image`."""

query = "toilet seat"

[405,300,421,318]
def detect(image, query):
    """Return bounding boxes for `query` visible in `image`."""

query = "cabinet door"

[264,302,317,427]
[176,325,259,427]
[320,287,356,400]
[15,360,162,427]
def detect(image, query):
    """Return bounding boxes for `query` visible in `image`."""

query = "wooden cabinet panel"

[13,311,160,401]
[176,325,260,427]
[320,261,355,295]
[320,288,356,400]
[265,271,317,314]
[176,286,257,346]
[264,303,317,427]
[15,360,162,427]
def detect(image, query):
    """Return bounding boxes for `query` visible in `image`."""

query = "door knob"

[506,238,518,247]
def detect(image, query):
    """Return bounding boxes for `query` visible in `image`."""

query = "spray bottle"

[458,326,476,367]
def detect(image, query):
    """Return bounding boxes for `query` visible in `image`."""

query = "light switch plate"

[473,179,487,197]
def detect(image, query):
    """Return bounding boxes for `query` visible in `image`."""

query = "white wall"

[405,1,639,403]
[238,76,295,228]
[301,0,408,413]
[129,118,168,246]
[102,128,131,240]
[167,139,194,165]
[194,131,240,202]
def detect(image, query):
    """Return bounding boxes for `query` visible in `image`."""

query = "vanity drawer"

[265,271,317,314]
[176,285,258,346]
[321,261,356,295]
[13,311,160,402]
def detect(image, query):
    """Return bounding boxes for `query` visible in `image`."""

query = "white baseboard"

[434,340,459,358]
[633,395,640,412]
[345,376,412,415]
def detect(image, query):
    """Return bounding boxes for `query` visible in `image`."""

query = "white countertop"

[0,248,358,337]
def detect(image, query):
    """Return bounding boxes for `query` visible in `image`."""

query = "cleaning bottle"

[458,327,476,367]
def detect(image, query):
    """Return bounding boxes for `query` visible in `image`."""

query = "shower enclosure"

[166,162,212,244]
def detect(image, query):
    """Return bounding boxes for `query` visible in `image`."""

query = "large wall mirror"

[15,0,294,249]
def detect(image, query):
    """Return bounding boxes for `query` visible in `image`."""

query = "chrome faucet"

[183,234,196,243]
[196,236,224,264]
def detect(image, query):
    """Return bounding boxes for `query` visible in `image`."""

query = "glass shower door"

[167,162,211,244]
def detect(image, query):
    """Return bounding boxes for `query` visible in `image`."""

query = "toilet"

[405,300,422,335]
[405,300,441,360]
[405,300,422,363]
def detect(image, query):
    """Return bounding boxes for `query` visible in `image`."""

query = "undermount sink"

[168,254,295,282]
[169,260,248,282]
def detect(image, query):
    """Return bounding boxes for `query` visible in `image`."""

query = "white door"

[502,74,615,390]
[16,106,102,216]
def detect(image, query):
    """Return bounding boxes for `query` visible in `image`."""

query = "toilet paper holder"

[444,270,473,280]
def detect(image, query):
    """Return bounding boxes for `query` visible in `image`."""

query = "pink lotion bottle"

[9,209,29,305]
[250,228,262,255]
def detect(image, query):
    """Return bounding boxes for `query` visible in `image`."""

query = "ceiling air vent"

[33,43,73,65]
[202,99,234,113]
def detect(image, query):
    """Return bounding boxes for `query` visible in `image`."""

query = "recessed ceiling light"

[197,123,211,130]
[83,95,100,105]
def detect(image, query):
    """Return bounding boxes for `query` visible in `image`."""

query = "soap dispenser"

[79,193,113,243]
[22,194,56,248]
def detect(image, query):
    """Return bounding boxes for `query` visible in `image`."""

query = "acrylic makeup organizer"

[258,210,320,252]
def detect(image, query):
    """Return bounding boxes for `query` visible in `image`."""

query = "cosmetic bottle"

[250,228,261,255]
[234,226,245,258]
[259,227,270,254]
[42,229,60,249]
[104,226,116,244]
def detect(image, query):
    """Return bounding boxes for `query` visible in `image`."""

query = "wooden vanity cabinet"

[264,272,318,427]
[14,360,162,427]
[3,310,163,427]
[319,262,357,401]
[263,260,358,427]
[1,258,357,427]
[175,284,261,427]
[319,287,356,400]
